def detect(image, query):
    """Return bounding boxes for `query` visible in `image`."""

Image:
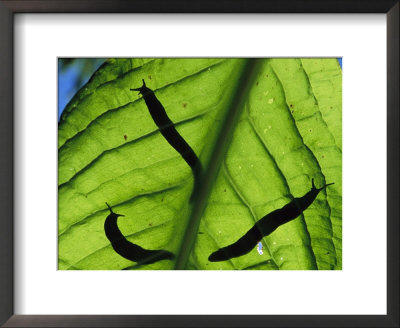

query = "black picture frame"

[0,1,398,327]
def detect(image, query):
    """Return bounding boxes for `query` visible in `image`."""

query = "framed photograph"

[1,1,398,327]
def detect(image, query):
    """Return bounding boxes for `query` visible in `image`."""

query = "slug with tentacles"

[131,79,202,201]
[104,203,174,265]
[208,179,334,262]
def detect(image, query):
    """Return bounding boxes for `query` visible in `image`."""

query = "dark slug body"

[208,179,334,262]
[131,80,202,201]
[104,203,174,265]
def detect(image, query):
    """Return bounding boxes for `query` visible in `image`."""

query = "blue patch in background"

[58,63,80,119]
[58,59,104,120]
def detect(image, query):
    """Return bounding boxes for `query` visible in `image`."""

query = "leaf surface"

[58,58,342,270]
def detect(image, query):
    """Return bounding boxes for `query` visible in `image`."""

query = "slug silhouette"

[208,179,334,262]
[131,79,202,201]
[104,203,174,265]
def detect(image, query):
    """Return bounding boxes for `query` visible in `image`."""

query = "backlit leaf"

[58,58,342,270]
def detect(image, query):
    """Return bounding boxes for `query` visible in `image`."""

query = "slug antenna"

[130,79,146,92]
[105,202,113,213]
[320,182,335,190]
[311,178,316,190]
[105,202,124,217]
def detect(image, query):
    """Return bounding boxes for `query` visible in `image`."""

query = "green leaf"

[58,58,342,270]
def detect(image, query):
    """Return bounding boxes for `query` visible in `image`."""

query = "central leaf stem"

[174,58,264,269]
